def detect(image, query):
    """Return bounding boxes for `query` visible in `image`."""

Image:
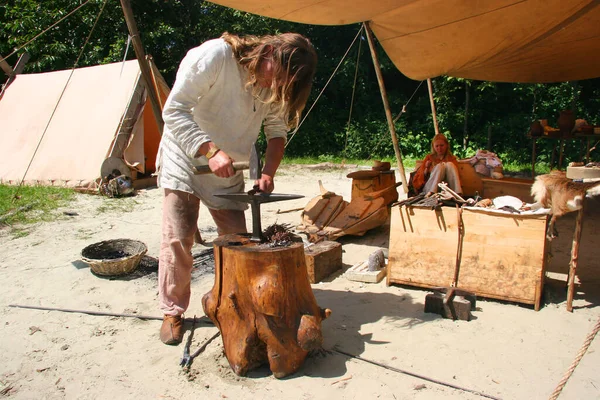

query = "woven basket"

[81,239,147,276]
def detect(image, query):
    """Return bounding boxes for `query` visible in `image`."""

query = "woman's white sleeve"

[162,43,224,158]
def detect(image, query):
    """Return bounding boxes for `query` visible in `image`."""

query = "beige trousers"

[422,162,463,194]
[158,189,247,316]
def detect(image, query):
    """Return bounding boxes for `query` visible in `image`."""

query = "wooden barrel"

[348,170,397,201]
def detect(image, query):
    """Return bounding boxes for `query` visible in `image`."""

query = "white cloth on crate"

[422,162,463,194]
[156,38,288,209]
[466,150,503,169]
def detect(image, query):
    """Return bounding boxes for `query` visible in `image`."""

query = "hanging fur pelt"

[531,170,600,239]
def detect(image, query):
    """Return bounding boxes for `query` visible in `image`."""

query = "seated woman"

[411,133,463,195]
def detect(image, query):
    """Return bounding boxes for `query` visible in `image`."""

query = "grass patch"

[0,184,76,230]
[502,161,551,177]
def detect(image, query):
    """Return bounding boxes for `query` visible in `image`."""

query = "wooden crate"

[387,205,460,288]
[387,205,549,310]
[304,241,342,283]
[458,208,549,310]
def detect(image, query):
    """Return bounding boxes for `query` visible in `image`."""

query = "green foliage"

[2,2,599,167]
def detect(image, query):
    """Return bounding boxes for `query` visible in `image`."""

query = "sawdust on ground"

[0,164,599,400]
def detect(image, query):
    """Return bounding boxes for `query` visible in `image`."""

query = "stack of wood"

[297,163,401,242]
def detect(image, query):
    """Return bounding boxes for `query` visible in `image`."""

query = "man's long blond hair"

[222,32,317,129]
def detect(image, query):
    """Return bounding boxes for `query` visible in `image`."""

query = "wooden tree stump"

[202,233,331,378]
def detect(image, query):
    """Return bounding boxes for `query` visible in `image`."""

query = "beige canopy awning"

[208,0,600,83]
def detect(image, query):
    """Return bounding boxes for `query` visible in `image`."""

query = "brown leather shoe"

[160,315,183,345]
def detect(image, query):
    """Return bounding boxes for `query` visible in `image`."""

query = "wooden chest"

[387,205,549,310]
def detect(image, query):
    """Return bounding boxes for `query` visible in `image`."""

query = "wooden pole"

[566,204,585,312]
[0,56,13,76]
[558,139,565,169]
[1,52,30,98]
[119,0,164,134]
[586,137,591,164]
[147,57,164,109]
[531,138,536,178]
[363,22,408,193]
[427,78,440,136]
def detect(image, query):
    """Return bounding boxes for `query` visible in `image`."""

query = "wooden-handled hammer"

[192,142,262,180]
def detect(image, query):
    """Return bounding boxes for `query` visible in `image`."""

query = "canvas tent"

[208,0,600,83]
[0,59,168,190]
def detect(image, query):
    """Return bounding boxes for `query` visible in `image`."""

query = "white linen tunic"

[157,38,288,209]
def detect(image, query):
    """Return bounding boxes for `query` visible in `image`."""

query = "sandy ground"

[1,164,599,400]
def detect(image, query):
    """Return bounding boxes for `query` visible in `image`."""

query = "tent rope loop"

[393,80,424,123]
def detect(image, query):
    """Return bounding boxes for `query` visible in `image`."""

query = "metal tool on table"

[193,141,262,178]
[212,142,303,242]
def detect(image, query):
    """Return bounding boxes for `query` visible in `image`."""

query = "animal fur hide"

[531,170,600,238]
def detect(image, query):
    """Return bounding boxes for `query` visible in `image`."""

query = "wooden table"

[531,134,599,177]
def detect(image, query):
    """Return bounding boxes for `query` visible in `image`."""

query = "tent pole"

[427,78,440,136]
[0,56,13,77]
[363,22,408,193]
[1,52,30,97]
[120,0,164,135]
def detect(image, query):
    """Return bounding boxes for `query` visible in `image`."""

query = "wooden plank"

[345,260,386,283]
[457,209,548,305]
[302,195,344,227]
[387,205,458,288]
[312,195,345,229]
[326,196,384,230]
